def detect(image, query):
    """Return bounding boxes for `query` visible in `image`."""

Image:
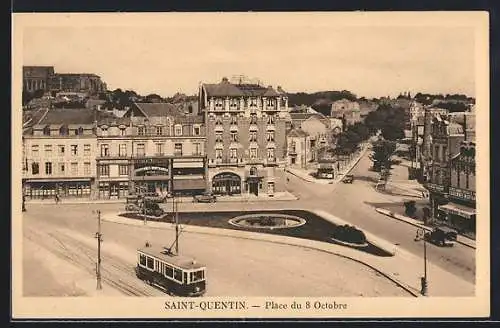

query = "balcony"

[424,182,448,194]
[266,124,275,131]
[448,186,476,202]
[208,157,245,167]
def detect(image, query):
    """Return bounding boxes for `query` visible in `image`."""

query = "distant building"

[286,127,310,168]
[23,66,55,92]
[289,112,332,162]
[330,99,361,126]
[199,77,289,197]
[49,73,107,94]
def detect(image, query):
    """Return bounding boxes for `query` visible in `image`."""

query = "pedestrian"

[55,193,60,204]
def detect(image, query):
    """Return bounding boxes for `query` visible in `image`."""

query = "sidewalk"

[25,191,298,205]
[286,144,370,185]
[100,210,475,297]
[375,208,476,249]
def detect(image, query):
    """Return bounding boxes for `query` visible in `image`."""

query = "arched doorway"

[212,172,241,195]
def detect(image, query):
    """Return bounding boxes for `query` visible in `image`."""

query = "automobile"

[424,226,458,247]
[342,174,354,183]
[143,191,172,203]
[193,192,217,203]
[142,200,165,217]
[125,203,141,212]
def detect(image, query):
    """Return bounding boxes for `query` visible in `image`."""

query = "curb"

[100,214,419,297]
[375,208,476,250]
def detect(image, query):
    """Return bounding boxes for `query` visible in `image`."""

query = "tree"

[370,139,396,173]
[404,200,417,218]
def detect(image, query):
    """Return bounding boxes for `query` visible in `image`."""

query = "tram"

[135,245,206,296]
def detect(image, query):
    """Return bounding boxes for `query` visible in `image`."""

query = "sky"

[18,13,481,99]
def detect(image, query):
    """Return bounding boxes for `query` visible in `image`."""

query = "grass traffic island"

[118,210,392,257]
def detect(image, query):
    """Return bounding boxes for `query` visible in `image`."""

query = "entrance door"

[249,182,258,196]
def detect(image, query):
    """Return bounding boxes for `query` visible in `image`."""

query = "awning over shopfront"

[172,179,206,190]
[438,203,476,219]
[25,178,91,183]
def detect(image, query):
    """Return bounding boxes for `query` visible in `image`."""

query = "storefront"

[98,181,129,199]
[172,178,207,196]
[132,159,171,195]
[212,172,242,195]
[25,179,92,199]
[438,202,476,234]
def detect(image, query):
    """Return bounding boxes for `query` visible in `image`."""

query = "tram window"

[192,270,204,282]
[165,265,174,278]
[146,257,154,269]
[174,269,183,282]
[139,254,146,266]
[184,272,188,284]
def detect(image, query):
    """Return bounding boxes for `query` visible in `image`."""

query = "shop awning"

[438,203,476,219]
[25,178,91,183]
[172,179,206,190]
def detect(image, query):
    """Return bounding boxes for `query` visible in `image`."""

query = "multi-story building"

[330,99,361,126]
[421,107,448,181]
[286,127,310,168]
[425,112,470,223]
[198,77,289,197]
[289,112,333,162]
[22,108,100,199]
[94,102,207,199]
[438,141,476,234]
[23,66,55,93]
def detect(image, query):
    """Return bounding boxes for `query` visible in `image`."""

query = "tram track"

[23,223,164,297]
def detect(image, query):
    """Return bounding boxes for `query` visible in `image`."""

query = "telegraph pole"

[95,210,102,290]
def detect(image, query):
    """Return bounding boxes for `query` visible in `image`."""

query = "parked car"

[125,203,141,212]
[193,192,217,203]
[143,191,172,203]
[342,174,354,183]
[424,226,458,247]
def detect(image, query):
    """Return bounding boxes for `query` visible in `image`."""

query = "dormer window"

[215,99,223,108]
[156,126,163,136]
[215,116,223,125]
[76,127,84,135]
[193,125,201,136]
[267,98,274,106]
[59,126,68,136]
[43,126,50,136]
[138,126,145,136]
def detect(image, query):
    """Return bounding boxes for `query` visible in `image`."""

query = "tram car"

[135,246,206,297]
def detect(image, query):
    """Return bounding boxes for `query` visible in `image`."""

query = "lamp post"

[415,228,428,296]
[94,209,103,290]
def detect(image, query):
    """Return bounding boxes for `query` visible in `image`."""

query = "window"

[45,162,52,175]
[230,98,238,108]
[230,115,238,125]
[156,126,163,136]
[43,126,50,136]
[164,264,174,278]
[58,145,65,155]
[433,145,439,161]
[101,126,108,136]
[71,162,78,175]
[139,254,146,266]
[174,268,183,282]
[100,144,109,157]
[119,144,127,157]
[250,166,257,175]
[71,145,78,156]
[31,162,39,175]
[156,143,164,155]
[44,145,52,157]
[84,162,91,175]
[442,146,447,161]
[215,132,223,142]
[84,144,91,156]
[250,114,257,124]
[266,131,275,142]
[229,148,238,159]
[193,125,200,136]
[250,148,257,159]
[230,132,238,142]
[138,126,145,136]
[59,163,65,175]
[267,115,275,124]
[267,98,274,106]
[99,165,109,176]
[175,125,182,136]
[215,149,223,159]
[76,127,84,135]
[249,131,257,142]
[250,98,257,106]
[136,143,145,157]
[174,143,183,156]
[193,143,201,156]
[215,116,223,125]
[59,126,68,136]
[290,141,296,153]
[120,127,126,136]
[31,145,39,157]
[215,98,223,108]
[146,257,154,270]
[119,165,129,176]
[267,148,275,159]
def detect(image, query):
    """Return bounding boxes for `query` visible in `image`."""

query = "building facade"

[23,66,55,93]
[330,99,361,126]
[22,108,99,199]
[286,128,310,167]
[199,77,288,197]
[49,73,107,94]
[95,103,207,199]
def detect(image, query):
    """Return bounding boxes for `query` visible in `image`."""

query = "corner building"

[199,77,289,197]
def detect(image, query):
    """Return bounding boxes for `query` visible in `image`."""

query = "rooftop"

[129,102,184,118]
[202,77,282,97]
[36,108,116,126]
[137,246,205,270]
[287,127,309,138]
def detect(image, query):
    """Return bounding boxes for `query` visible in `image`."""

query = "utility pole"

[175,195,179,255]
[95,210,102,290]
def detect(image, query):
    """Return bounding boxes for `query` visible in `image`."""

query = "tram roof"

[137,246,205,270]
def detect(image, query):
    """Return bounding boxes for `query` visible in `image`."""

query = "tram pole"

[95,209,102,290]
